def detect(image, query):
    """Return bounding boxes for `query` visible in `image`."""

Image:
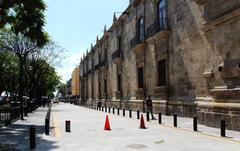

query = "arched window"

[138,17,145,42]
[157,0,167,29]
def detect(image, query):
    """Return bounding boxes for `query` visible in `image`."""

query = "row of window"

[138,0,167,42]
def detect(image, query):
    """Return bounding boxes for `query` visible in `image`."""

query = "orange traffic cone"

[140,114,146,129]
[104,115,111,131]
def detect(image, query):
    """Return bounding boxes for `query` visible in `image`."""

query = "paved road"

[50,103,240,151]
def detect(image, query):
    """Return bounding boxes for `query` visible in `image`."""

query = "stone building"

[80,0,240,131]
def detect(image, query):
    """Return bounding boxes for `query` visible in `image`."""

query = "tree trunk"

[18,56,25,120]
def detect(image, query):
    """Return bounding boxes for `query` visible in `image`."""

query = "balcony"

[146,18,171,43]
[195,0,240,22]
[99,60,107,70]
[112,49,123,64]
[130,36,147,54]
[95,64,100,71]
[88,69,92,75]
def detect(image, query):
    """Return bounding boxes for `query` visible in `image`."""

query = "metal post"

[105,106,107,112]
[146,112,150,121]
[137,110,140,119]
[158,113,162,124]
[113,108,115,114]
[45,117,49,135]
[129,110,132,118]
[65,120,71,132]
[221,120,226,137]
[117,108,120,115]
[174,114,177,127]
[193,116,197,131]
[123,109,125,116]
[102,106,104,112]
[30,125,36,149]
[108,107,111,113]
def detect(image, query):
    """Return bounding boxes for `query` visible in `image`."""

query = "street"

[49,103,240,151]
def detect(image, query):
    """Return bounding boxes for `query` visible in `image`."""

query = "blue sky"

[44,0,129,83]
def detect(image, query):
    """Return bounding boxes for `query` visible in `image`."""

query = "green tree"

[0,0,49,46]
[0,51,19,97]
[57,83,67,97]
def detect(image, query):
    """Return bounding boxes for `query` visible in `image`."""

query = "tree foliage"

[0,0,49,46]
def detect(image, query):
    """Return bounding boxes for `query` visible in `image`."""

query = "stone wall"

[80,0,240,131]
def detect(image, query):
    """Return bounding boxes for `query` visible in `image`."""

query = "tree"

[57,83,67,97]
[0,32,39,120]
[0,51,19,97]
[0,0,49,46]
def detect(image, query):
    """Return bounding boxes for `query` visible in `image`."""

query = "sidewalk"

[0,107,58,151]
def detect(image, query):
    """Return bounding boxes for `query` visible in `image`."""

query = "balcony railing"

[146,18,169,39]
[95,64,100,70]
[99,60,106,68]
[88,69,92,74]
[130,36,141,49]
[112,49,122,61]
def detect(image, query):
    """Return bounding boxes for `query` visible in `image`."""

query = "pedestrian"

[145,95,156,120]
[97,100,102,110]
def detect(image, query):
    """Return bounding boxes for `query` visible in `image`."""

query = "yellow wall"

[71,66,80,96]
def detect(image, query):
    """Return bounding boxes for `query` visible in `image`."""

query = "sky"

[43,0,129,83]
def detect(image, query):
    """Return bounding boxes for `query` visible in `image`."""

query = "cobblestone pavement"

[50,103,240,151]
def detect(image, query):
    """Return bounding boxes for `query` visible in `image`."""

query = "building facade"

[71,66,80,97]
[80,0,240,131]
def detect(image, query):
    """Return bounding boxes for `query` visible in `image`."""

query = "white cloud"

[56,51,83,83]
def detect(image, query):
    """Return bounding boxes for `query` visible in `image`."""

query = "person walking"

[146,95,156,120]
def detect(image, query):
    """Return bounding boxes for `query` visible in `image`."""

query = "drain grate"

[127,144,147,149]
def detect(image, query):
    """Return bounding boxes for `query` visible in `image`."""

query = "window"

[98,80,101,98]
[157,60,167,86]
[157,0,167,29]
[117,74,121,91]
[118,36,122,51]
[138,67,144,88]
[104,49,107,62]
[138,17,145,42]
[104,79,107,93]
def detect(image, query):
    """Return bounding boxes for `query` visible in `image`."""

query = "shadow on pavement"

[0,123,59,151]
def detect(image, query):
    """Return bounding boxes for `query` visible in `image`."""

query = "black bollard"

[113,108,115,114]
[65,120,71,132]
[146,112,150,121]
[174,114,177,127]
[108,107,111,113]
[221,120,226,137]
[30,125,36,149]
[102,106,104,112]
[158,113,162,124]
[137,110,140,119]
[123,109,125,116]
[117,108,120,115]
[45,117,49,135]
[193,116,198,131]
[105,107,107,112]
[129,110,132,118]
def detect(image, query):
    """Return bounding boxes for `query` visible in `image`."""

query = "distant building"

[80,0,240,131]
[71,66,80,97]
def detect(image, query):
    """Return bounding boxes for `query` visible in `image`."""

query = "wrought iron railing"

[112,49,122,61]
[0,107,21,126]
[146,18,169,38]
